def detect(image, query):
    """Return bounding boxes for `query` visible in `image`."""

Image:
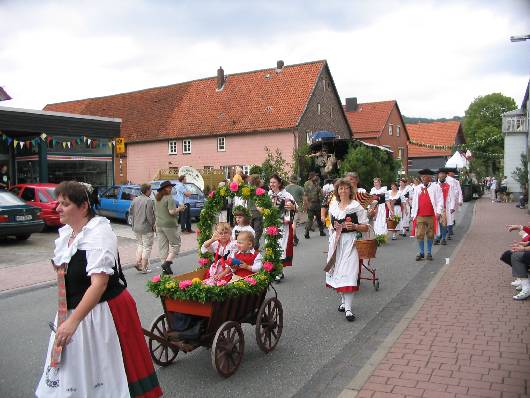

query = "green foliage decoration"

[512,153,528,191]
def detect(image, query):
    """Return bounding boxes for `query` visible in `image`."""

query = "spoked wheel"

[255,297,283,353]
[211,321,245,378]
[148,314,178,367]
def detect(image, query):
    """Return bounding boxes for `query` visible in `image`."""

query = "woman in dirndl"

[386,182,404,240]
[325,178,369,322]
[36,181,162,398]
[398,178,412,236]
[268,174,297,282]
[369,178,388,236]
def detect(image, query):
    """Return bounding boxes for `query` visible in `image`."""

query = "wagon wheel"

[211,321,245,378]
[255,297,283,353]
[148,314,178,367]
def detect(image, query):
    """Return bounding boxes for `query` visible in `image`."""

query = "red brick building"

[343,99,410,174]
[44,60,351,184]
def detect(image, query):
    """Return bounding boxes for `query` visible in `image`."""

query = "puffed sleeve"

[201,240,218,254]
[251,252,263,272]
[357,206,369,225]
[85,249,116,276]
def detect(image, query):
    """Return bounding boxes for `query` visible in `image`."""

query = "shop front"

[0,106,120,187]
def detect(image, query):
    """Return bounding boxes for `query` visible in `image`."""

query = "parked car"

[0,190,45,240]
[9,183,61,227]
[97,184,141,225]
[150,180,205,221]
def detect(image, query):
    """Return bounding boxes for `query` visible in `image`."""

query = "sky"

[1,0,529,118]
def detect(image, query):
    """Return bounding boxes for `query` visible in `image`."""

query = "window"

[396,125,400,137]
[168,140,177,154]
[21,187,36,202]
[242,165,250,175]
[397,147,403,159]
[38,190,50,203]
[203,166,214,171]
[388,124,393,136]
[103,187,119,199]
[217,137,226,152]
[183,139,191,154]
[330,106,333,119]
[322,79,326,91]
[317,103,321,115]
[306,131,312,144]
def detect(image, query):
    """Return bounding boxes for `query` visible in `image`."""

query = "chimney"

[345,97,358,112]
[276,60,284,71]
[217,66,225,90]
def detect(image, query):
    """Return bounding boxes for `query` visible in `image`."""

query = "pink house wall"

[126,130,296,183]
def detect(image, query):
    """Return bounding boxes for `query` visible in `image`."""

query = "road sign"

[116,138,125,154]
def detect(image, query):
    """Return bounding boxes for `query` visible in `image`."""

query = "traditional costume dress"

[399,185,413,233]
[230,249,263,278]
[369,186,388,235]
[325,199,369,318]
[387,190,405,238]
[36,217,162,398]
[201,239,238,283]
[411,179,443,259]
[268,189,297,268]
[435,178,456,243]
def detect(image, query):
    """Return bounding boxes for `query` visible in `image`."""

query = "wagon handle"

[268,282,278,298]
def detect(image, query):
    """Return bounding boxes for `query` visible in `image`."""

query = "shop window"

[183,139,191,154]
[21,187,36,202]
[168,140,177,154]
[217,137,226,152]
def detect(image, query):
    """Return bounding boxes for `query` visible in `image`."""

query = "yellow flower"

[241,187,251,198]
[265,248,273,256]
[192,277,202,284]
[166,281,176,289]
[263,208,271,216]
[219,187,227,196]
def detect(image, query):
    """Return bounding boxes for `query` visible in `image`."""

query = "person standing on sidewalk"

[285,175,305,246]
[304,172,325,239]
[129,183,156,274]
[411,169,443,261]
[155,181,184,275]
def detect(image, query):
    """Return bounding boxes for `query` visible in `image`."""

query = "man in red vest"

[411,169,443,261]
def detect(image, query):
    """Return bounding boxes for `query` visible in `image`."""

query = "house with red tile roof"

[343,99,410,174]
[406,120,465,174]
[44,60,351,184]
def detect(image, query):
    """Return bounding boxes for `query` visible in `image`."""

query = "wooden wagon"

[143,269,283,377]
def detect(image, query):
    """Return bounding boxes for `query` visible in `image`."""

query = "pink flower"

[199,258,209,266]
[216,279,228,286]
[151,275,161,283]
[255,187,266,196]
[179,280,193,289]
[229,182,239,192]
[265,226,279,236]
[263,261,274,272]
[244,277,257,285]
[208,191,215,198]
[203,278,216,286]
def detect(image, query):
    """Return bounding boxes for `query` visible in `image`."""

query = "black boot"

[319,230,326,236]
[304,232,310,239]
[161,260,173,275]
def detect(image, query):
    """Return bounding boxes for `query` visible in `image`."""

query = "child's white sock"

[343,293,354,312]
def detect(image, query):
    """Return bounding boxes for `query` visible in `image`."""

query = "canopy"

[311,131,336,142]
[445,151,468,169]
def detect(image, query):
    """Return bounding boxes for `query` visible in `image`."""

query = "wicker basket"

[387,219,398,230]
[355,225,377,259]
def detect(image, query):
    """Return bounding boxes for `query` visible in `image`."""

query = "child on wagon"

[229,231,263,278]
[231,206,255,241]
[201,222,237,283]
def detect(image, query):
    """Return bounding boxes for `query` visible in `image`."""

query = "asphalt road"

[0,203,473,398]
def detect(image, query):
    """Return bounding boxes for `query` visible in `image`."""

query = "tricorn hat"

[418,168,435,176]
[157,180,175,191]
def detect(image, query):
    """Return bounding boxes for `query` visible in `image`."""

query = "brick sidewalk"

[0,231,198,293]
[351,198,530,398]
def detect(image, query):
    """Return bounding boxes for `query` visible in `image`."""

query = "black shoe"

[447,235,452,240]
[441,239,447,245]
[304,233,310,239]
[320,230,326,236]
[416,254,424,261]
[426,254,433,261]
[293,235,299,246]
[434,240,440,245]
[161,261,173,275]
[338,304,345,312]
[345,310,356,322]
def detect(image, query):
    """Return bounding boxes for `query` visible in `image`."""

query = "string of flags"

[0,131,116,150]
[409,134,503,151]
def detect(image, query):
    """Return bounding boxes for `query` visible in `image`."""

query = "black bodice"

[65,250,126,309]
[330,212,359,233]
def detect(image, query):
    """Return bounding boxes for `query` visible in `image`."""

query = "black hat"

[437,167,450,173]
[157,180,175,191]
[418,168,435,176]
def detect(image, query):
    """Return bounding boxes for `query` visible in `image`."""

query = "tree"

[339,143,401,188]
[512,153,528,191]
[463,93,517,175]
[292,143,313,183]
[260,146,289,183]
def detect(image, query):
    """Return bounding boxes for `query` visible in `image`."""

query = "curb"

[0,249,196,300]
[337,203,478,398]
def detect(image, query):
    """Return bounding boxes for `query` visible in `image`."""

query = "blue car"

[96,184,141,225]
[150,180,205,221]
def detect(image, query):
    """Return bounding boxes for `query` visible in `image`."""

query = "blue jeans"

[436,225,447,241]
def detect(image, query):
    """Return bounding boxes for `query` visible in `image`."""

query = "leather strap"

[50,263,68,368]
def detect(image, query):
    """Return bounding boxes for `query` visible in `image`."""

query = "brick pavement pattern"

[356,198,530,398]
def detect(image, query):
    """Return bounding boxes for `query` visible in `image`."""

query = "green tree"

[260,146,289,183]
[339,143,401,188]
[292,143,313,183]
[463,93,517,175]
[512,153,528,191]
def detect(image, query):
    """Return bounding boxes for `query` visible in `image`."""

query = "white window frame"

[168,140,177,155]
[306,131,312,144]
[330,106,333,119]
[388,124,393,136]
[317,103,321,115]
[217,136,226,152]
[203,165,213,171]
[182,139,191,154]
[396,125,400,137]
[242,165,250,175]
[397,147,403,159]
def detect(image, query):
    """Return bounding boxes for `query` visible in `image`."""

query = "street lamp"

[510,34,530,42]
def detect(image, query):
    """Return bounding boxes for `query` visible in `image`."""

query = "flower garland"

[147,183,283,302]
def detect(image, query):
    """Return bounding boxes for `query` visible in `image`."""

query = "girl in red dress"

[229,231,263,278]
[201,222,237,284]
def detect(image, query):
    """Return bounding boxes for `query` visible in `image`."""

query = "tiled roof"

[407,121,463,157]
[44,61,326,142]
[344,100,396,137]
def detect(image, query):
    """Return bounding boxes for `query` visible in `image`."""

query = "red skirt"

[107,290,163,398]
[325,284,359,293]
[282,223,294,267]
[234,268,253,278]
